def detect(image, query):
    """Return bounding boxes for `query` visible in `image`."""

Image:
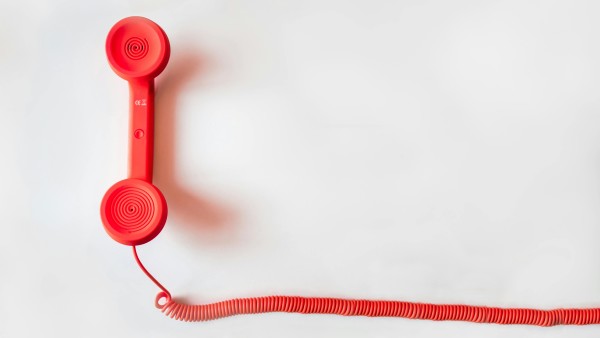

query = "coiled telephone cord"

[132,246,600,326]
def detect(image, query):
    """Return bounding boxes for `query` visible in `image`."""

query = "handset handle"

[129,78,155,182]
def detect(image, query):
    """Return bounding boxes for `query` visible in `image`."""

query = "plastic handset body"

[101,16,169,246]
[129,79,155,182]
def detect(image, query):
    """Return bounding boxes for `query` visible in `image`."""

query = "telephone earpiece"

[100,17,170,246]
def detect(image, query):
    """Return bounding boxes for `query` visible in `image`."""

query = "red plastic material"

[104,17,600,327]
[101,179,167,246]
[132,247,600,326]
[101,17,170,246]
[156,295,600,326]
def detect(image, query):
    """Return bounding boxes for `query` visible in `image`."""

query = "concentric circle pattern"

[101,179,167,245]
[124,37,149,60]
[106,17,170,79]
[107,185,155,233]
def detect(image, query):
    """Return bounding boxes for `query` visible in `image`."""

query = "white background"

[2,0,600,337]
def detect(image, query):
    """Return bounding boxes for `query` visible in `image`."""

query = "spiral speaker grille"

[108,185,155,233]
[124,37,149,60]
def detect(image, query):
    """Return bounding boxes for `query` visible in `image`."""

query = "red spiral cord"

[132,247,600,326]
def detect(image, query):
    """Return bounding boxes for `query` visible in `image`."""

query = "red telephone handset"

[100,17,170,246]
[100,17,600,326]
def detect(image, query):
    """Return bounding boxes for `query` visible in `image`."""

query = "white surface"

[2,0,600,337]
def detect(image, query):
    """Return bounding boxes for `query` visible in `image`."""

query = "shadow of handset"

[153,49,238,244]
